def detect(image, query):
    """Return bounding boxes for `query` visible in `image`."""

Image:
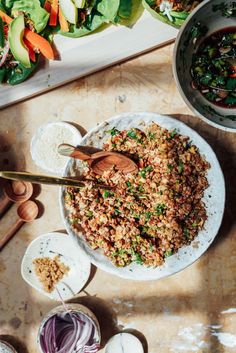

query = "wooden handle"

[0,219,23,251]
[0,195,12,218]
[58,144,91,160]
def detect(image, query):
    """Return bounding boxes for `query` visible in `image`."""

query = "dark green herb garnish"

[184,228,190,238]
[178,161,184,173]
[108,127,119,136]
[103,190,114,198]
[127,130,137,139]
[155,203,166,216]
[164,250,173,257]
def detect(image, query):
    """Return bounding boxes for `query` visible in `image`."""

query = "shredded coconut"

[31,122,81,174]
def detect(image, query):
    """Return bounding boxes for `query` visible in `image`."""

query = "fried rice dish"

[65,123,210,267]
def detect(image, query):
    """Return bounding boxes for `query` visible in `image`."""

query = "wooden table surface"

[0,42,236,353]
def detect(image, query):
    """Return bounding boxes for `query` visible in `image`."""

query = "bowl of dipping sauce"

[38,304,101,353]
[173,0,236,132]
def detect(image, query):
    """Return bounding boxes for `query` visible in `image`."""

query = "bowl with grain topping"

[60,112,225,280]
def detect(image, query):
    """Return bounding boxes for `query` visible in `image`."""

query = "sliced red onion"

[0,42,10,67]
[39,311,100,353]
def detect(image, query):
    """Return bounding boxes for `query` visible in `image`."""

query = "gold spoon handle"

[0,172,110,189]
[0,218,23,251]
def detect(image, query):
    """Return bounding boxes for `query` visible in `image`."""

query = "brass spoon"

[0,171,110,189]
[58,144,138,175]
[0,181,33,218]
[0,200,38,251]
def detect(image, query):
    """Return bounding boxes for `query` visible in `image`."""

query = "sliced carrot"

[49,0,58,26]
[24,38,36,62]
[24,29,54,60]
[44,0,51,13]
[0,9,13,24]
[58,6,69,32]
[3,25,8,35]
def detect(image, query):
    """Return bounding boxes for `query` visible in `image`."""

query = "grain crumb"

[33,256,69,293]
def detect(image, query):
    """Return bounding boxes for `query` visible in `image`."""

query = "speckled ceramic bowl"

[37,304,101,353]
[173,0,236,132]
[60,112,225,281]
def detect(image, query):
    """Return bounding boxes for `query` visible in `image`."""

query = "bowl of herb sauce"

[174,0,236,132]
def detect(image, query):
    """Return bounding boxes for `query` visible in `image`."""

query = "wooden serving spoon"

[58,144,138,175]
[0,200,38,251]
[0,181,33,218]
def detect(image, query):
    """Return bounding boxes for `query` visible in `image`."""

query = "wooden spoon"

[58,144,138,175]
[0,181,33,218]
[0,200,38,251]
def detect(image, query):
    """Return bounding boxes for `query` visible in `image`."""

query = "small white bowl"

[0,340,17,353]
[21,232,91,301]
[105,333,144,353]
[31,121,82,175]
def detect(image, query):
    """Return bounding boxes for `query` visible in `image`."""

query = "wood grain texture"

[0,43,235,353]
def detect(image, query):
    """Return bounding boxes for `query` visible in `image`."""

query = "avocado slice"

[9,15,31,68]
[59,0,78,24]
[74,0,86,8]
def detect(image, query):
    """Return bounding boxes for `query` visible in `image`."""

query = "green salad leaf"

[60,0,121,37]
[118,0,143,26]
[96,0,120,22]
[10,0,49,33]
[142,0,185,28]
[118,0,132,19]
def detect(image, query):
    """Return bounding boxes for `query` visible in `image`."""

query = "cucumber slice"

[74,0,86,8]
[59,0,78,24]
[169,11,189,20]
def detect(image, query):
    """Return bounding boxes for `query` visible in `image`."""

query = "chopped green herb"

[155,203,166,216]
[167,164,174,171]
[138,185,144,192]
[126,181,132,187]
[164,250,173,258]
[139,166,153,178]
[114,208,121,216]
[107,127,119,136]
[127,130,137,139]
[192,221,198,228]
[184,228,190,238]
[134,253,143,265]
[103,190,114,198]
[148,132,156,140]
[86,210,93,219]
[145,212,153,221]
[149,244,154,252]
[178,161,184,173]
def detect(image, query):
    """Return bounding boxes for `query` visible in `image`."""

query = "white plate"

[21,232,91,300]
[0,12,178,109]
[60,112,225,280]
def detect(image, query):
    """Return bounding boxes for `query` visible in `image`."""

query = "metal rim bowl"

[173,0,236,132]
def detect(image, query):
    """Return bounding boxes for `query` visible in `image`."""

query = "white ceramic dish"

[31,121,82,175]
[0,341,17,353]
[105,333,144,353]
[21,232,91,300]
[60,112,225,281]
